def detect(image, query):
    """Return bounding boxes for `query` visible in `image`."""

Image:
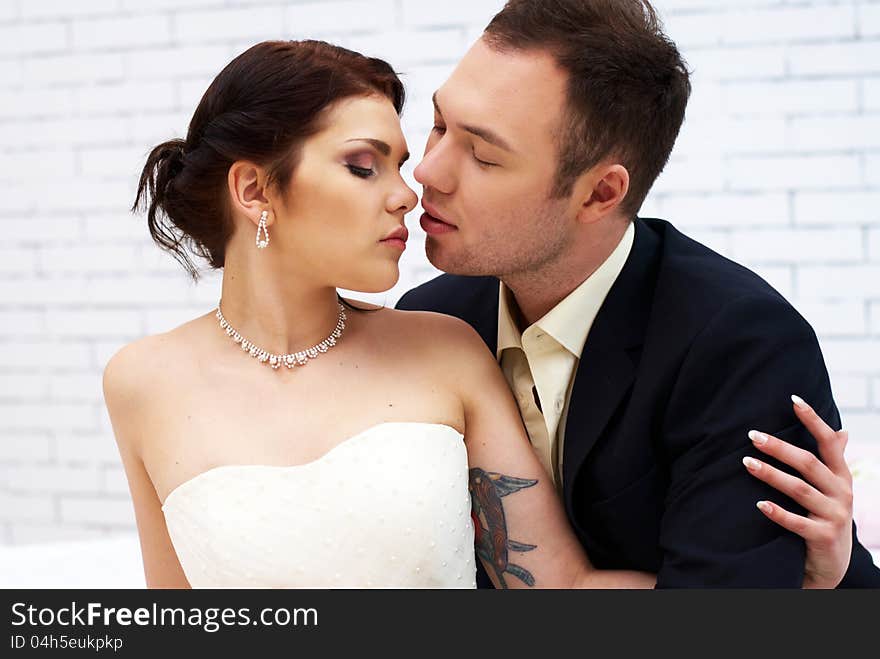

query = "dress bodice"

[161,422,477,588]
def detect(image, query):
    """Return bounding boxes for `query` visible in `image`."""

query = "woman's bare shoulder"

[103,335,160,393]
[371,303,494,367]
[375,307,509,420]
[102,315,207,413]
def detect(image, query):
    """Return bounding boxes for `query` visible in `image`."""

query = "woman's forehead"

[313,95,407,152]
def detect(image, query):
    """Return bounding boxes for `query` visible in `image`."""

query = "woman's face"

[271,94,418,293]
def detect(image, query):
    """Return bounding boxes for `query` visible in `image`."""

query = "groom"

[397,0,880,587]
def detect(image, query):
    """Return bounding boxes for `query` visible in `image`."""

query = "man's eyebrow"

[432,91,514,153]
[345,138,410,163]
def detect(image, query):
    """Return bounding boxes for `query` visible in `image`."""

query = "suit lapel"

[462,278,500,355]
[562,219,661,508]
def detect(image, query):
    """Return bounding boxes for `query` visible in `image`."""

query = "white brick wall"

[0,0,878,546]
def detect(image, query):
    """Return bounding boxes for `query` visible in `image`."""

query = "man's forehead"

[437,40,566,143]
[450,38,564,95]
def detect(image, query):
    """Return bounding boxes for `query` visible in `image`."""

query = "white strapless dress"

[161,422,477,588]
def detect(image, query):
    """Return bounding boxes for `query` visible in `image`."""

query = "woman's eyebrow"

[345,137,409,163]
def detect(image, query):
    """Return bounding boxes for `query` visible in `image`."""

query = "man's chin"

[424,237,485,277]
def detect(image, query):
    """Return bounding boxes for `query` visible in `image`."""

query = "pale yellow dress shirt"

[497,221,635,493]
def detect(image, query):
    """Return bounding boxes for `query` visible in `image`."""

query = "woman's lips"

[420,211,458,235]
[380,237,407,251]
[379,225,408,251]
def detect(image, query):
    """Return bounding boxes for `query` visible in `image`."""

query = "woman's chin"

[339,269,399,294]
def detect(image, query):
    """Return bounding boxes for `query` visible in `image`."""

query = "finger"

[744,456,837,519]
[790,395,849,476]
[756,500,824,540]
[839,429,849,451]
[749,429,840,496]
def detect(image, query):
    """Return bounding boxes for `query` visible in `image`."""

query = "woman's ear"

[228,161,271,225]
[575,164,630,225]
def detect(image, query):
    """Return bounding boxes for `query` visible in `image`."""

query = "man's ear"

[228,160,271,226]
[575,164,630,225]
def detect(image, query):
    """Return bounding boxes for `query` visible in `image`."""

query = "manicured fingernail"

[749,430,768,446]
[757,501,772,514]
[743,456,762,471]
[791,395,809,410]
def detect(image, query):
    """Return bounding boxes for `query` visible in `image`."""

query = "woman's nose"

[389,180,419,214]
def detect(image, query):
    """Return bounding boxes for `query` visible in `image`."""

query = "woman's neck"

[218,248,341,357]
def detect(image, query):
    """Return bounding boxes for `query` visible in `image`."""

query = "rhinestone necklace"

[215,301,347,370]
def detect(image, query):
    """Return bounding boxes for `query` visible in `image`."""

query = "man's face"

[413,37,576,278]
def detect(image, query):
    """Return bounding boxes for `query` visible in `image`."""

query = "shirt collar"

[496,279,523,357]
[496,221,635,360]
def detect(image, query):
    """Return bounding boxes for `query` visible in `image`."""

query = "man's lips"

[420,201,458,235]
[420,212,458,235]
[420,201,457,227]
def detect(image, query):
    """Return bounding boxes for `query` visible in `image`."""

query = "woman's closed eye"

[346,164,375,179]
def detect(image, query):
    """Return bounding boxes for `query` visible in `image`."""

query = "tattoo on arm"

[469,467,538,588]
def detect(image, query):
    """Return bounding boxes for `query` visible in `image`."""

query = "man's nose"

[414,141,454,194]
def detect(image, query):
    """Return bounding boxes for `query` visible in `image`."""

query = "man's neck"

[503,266,598,332]
[503,221,630,329]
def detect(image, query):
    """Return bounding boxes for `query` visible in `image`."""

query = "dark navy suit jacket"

[397,217,880,588]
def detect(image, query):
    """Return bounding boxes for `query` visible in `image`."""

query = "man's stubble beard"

[424,200,571,281]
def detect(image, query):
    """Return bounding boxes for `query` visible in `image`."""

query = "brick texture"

[1,0,878,545]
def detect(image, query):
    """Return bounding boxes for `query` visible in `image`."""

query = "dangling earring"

[256,210,269,249]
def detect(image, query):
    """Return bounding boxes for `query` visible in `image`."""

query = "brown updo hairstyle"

[132,40,405,284]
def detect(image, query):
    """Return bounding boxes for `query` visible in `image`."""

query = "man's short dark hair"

[484,0,691,218]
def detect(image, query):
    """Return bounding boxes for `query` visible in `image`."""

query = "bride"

[104,40,854,589]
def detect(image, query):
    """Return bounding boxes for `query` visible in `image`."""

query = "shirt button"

[555,398,564,411]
